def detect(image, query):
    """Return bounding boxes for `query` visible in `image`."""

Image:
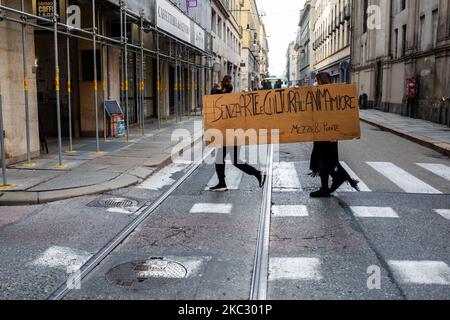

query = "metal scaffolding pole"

[140,12,145,135]
[92,0,101,153]
[20,0,32,166]
[0,92,11,188]
[66,35,75,153]
[156,31,161,130]
[53,0,63,168]
[124,1,130,142]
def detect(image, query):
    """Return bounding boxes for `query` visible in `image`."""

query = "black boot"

[310,173,331,198]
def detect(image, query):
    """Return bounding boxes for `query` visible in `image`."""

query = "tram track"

[250,144,274,301]
[47,144,214,300]
[48,143,274,300]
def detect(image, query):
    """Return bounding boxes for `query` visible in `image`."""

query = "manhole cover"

[88,197,140,209]
[106,257,188,289]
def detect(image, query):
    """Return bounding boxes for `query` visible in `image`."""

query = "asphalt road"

[0,122,449,300]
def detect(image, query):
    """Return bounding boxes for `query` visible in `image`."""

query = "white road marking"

[367,162,442,194]
[273,162,302,192]
[388,260,450,285]
[190,203,233,214]
[338,161,371,192]
[417,163,450,182]
[166,256,212,277]
[350,206,399,218]
[272,205,309,217]
[205,161,243,190]
[106,206,141,215]
[269,257,323,281]
[138,163,189,190]
[30,246,92,272]
[434,209,450,220]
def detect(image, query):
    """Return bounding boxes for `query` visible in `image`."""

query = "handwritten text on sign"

[203,84,361,147]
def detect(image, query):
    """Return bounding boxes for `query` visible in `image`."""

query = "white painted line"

[417,163,450,182]
[272,205,309,217]
[273,162,302,192]
[138,163,189,190]
[165,256,212,277]
[190,203,233,214]
[30,246,92,273]
[339,161,371,192]
[367,162,442,194]
[205,161,243,190]
[388,260,450,285]
[269,257,323,281]
[434,209,450,220]
[350,206,399,218]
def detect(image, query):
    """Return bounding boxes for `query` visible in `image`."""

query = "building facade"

[0,0,212,164]
[296,0,313,86]
[351,0,450,125]
[285,41,297,86]
[240,0,266,91]
[311,0,352,83]
[210,0,242,91]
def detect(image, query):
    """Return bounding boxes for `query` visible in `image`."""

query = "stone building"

[0,0,212,164]
[351,0,450,125]
[210,0,242,90]
[311,0,352,83]
[240,0,267,91]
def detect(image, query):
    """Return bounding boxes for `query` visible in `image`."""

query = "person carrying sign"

[309,72,360,198]
[209,75,267,192]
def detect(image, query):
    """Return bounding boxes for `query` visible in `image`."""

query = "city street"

[0,121,448,300]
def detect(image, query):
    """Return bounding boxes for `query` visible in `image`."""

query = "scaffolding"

[0,0,212,172]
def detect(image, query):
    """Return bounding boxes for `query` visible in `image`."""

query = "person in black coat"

[309,72,360,198]
[209,75,267,192]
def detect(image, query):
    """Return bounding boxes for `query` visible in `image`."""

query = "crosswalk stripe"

[189,203,233,214]
[434,209,450,220]
[367,162,442,194]
[205,161,244,190]
[416,163,450,182]
[338,161,371,192]
[350,206,399,218]
[388,260,450,285]
[272,205,309,217]
[269,257,323,281]
[273,162,302,192]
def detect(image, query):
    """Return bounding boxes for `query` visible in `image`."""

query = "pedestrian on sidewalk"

[309,72,360,198]
[209,75,267,192]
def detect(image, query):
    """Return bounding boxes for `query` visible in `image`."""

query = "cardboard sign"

[203,84,361,147]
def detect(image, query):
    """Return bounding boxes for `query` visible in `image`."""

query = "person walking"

[309,72,360,198]
[209,75,267,192]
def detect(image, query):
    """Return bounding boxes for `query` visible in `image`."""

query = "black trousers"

[215,146,260,185]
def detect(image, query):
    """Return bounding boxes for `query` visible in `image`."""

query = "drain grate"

[106,257,188,289]
[88,197,140,209]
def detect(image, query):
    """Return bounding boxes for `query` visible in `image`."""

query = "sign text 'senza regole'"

[203,84,361,147]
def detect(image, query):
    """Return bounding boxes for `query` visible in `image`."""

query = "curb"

[360,116,450,157]
[0,135,204,206]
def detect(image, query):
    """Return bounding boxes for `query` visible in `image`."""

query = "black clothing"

[212,83,260,187]
[309,142,359,191]
[215,146,260,185]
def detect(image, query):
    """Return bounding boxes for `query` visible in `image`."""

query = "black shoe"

[310,189,331,198]
[258,172,267,188]
[209,183,228,192]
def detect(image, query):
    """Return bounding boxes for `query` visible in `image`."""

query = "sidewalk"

[0,116,203,205]
[360,109,450,157]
